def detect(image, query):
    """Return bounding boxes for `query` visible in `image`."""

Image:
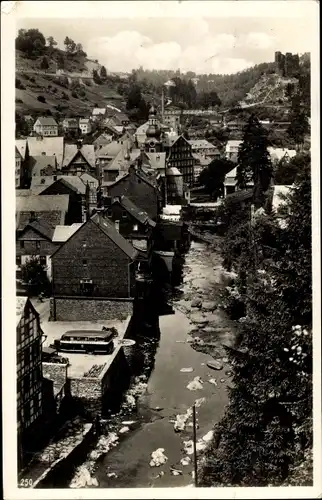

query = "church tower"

[144,105,162,153]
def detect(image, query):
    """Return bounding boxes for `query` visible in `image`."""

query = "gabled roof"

[114,196,156,227]
[34,176,88,195]
[27,137,64,167]
[107,148,140,172]
[268,147,297,162]
[96,138,133,159]
[135,121,149,136]
[93,133,113,147]
[188,139,217,149]
[63,118,79,126]
[167,134,189,149]
[225,140,242,152]
[30,155,57,177]
[16,194,70,230]
[16,139,28,160]
[35,117,58,127]
[16,297,28,326]
[19,218,55,241]
[91,214,138,260]
[62,144,96,170]
[80,173,99,187]
[51,213,138,260]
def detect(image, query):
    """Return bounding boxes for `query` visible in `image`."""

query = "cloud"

[241,32,277,50]
[88,28,256,74]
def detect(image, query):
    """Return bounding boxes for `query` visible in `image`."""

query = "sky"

[15,2,316,75]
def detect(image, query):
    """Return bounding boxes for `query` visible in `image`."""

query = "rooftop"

[30,155,57,177]
[19,218,55,241]
[52,223,84,243]
[115,196,156,227]
[27,136,64,167]
[15,139,28,160]
[35,117,58,127]
[16,297,28,326]
[16,194,70,230]
[91,213,139,260]
[62,144,96,170]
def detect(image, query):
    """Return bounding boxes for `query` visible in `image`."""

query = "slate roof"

[92,108,106,116]
[16,139,28,160]
[188,139,217,149]
[19,218,55,241]
[93,133,113,148]
[35,117,58,127]
[107,148,140,171]
[225,140,242,152]
[62,144,96,169]
[115,196,156,227]
[91,214,138,260]
[268,147,297,162]
[27,137,64,167]
[16,194,70,230]
[80,173,99,187]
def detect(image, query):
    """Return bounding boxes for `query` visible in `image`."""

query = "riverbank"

[65,240,238,489]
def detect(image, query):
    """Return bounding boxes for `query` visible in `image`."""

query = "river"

[69,241,238,488]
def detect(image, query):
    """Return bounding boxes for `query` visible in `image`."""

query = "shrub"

[71,91,78,98]
[61,92,69,100]
[37,95,46,103]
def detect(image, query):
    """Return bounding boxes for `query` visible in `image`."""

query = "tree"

[126,84,143,110]
[64,36,76,54]
[47,36,57,48]
[236,114,272,208]
[15,28,46,57]
[100,65,108,80]
[20,256,51,296]
[274,152,310,185]
[56,52,65,70]
[287,94,309,151]
[92,69,102,85]
[199,158,235,199]
[15,112,30,137]
[40,56,49,70]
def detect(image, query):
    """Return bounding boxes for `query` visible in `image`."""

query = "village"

[13,26,312,491]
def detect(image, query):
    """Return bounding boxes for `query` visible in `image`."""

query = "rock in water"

[187,376,203,391]
[191,299,202,308]
[207,360,223,371]
[180,367,194,373]
[190,313,208,324]
[150,448,168,467]
[202,301,217,312]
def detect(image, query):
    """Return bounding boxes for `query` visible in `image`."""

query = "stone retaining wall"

[50,297,133,321]
[42,362,68,390]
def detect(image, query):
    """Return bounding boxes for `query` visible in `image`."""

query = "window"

[24,401,30,422]
[16,255,21,266]
[36,241,41,250]
[80,279,93,296]
[122,210,127,218]
[82,259,88,266]
[39,256,46,267]
[133,224,138,231]
[20,241,24,249]
[107,208,112,218]
[23,374,30,393]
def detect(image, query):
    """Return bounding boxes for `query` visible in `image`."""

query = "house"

[107,113,130,128]
[51,213,139,318]
[188,139,220,159]
[223,166,254,197]
[162,105,182,132]
[95,137,134,174]
[15,147,23,188]
[27,136,64,168]
[62,118,79,134]
[101,148,141,185]
[79,118,92,135]
[268,147,297,165]
[93,133,113,150]
[192,153,212,181]
[62,142,96,177]
[107,195,156,253]
[33,117,58,137]
[91,108,107,121]
[16,218,57,279]
[17,297,44,471]
[104,165,161,220]
[141,151,167,177]
[16,139,30,188]
[166,135,195,186]
[35,176,96,222]
[225,140,242,163]
[29,155,57,181]
[16,194,70,232]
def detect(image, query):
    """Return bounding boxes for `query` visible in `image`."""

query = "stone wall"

[51,297,133,321]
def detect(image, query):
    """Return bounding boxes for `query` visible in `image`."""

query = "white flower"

[289,357,294,361]
[283,348,289,352]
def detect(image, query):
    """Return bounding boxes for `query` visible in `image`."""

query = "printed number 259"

[20,478,33,487]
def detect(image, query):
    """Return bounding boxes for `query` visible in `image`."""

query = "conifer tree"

[236,114,272,208]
